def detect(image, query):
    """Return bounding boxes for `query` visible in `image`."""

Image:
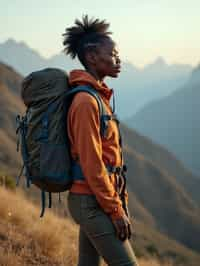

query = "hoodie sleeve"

[69,94,125,220]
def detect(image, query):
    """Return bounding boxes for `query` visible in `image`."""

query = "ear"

[85,51,98,65]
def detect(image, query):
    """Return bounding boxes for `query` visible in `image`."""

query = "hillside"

[121,124,200,207]
[0,62,200,258]
[1,187,200,266]
[127,65,200,176]
[0,63,25,174]
[121,124,200,251]
[124,146,200,251]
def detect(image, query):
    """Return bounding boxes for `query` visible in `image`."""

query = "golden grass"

[139,258,173,266]
[0,187,183,266]
[0,187,78,265]
[102,258,173,266]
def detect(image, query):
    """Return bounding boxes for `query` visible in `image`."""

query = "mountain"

[124,144,200,251]
[0,39,192,119]
[121,125,200,207]
[0,39,81,76]
[1,62,200,255]
[107,56,192,118]
[127,65,200,176]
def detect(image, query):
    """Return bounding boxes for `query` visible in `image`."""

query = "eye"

[110,52,118,58]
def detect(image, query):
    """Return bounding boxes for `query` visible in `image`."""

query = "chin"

[109,72,119,78]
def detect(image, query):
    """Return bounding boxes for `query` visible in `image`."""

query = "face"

[86,38,121,79]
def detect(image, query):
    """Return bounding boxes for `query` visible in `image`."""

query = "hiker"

[63,15,139,266]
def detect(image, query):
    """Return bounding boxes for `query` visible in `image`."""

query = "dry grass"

[0,187,78,265]
[139,258,173,266]
[0,187,192,266]
[102,258,173,266]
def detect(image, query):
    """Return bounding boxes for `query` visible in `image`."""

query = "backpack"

[16,68,111,217]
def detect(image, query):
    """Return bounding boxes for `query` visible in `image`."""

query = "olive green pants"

[67,192,139,266]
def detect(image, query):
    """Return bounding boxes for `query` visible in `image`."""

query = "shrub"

[146,244,159,256]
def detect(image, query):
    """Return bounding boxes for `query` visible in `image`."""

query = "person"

[63,15,139,266]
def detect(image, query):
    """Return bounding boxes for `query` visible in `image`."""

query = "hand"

[112,214,132,241]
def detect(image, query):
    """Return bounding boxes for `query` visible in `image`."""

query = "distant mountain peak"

[154,56,167,66]
[143,56,167,72]
[189,63,200,84]
[18,40,30,49]
[192,63,200,73]
[1,38,43,58]
[3,38,28,47]
[4,38,17,46]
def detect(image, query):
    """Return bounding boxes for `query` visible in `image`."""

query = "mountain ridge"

[0,39,193,119]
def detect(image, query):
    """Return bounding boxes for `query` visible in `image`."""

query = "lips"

[114,63,121,71]
[115,66,121,73]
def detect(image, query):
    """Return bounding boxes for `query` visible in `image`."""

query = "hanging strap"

[48,192,52,208]
[111,108,129,216]
[16,164,25,186]
[58,193,62,203]
[40,191,52,218]
[16,114,31,187]
[40,190,46,217]
[99,89,128,215]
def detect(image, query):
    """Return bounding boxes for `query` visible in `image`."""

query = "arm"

[69,96,125,221]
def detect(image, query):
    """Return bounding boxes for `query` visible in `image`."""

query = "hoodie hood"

[68,69,113,101]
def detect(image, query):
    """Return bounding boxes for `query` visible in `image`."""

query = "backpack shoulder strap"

[67,85,108,137]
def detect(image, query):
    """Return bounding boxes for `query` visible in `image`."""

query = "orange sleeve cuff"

[110,205,125,221]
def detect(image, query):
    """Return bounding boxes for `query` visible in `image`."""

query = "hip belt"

[71,161,127,181]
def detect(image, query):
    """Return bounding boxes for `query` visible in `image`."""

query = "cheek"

[99,57,114,73]
[96,54,115,75]
[105,57,115,66]
[99,53,114,66]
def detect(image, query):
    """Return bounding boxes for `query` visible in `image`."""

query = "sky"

[1,0,200,67]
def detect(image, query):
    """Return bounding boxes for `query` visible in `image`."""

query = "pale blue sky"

[1,0,200,67]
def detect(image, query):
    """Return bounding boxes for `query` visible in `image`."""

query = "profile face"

[92,38,121,78]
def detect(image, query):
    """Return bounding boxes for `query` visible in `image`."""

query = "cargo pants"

[67,192,139,266]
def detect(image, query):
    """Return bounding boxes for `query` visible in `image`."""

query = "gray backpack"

[16,68,110,216]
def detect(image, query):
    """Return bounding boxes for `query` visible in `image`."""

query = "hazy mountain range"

[1,62,200,265]
[127,65,200,176]
[0,39,192,119]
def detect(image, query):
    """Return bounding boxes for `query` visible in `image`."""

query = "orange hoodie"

[67,69,128,221]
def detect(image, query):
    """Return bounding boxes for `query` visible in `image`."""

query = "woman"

[63,15,139,266]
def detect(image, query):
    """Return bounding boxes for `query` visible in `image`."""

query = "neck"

[85,67,105,84]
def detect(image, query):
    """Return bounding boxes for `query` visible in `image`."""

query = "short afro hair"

[62,15,112,67]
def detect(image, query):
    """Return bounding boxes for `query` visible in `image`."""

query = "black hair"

[62,15,112,67]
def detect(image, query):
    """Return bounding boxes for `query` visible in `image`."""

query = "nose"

[116,56,121,65]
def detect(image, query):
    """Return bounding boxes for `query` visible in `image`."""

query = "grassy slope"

[0,187,200,266]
